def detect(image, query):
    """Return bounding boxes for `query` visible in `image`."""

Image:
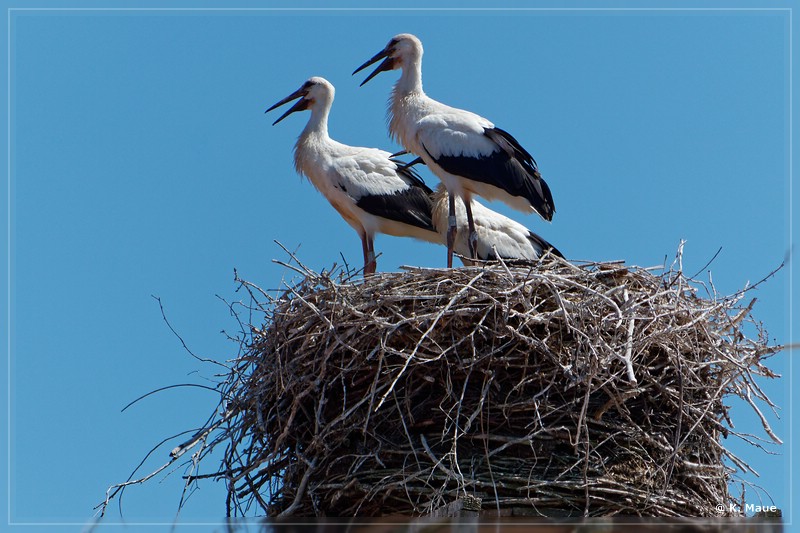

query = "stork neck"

[301,101,331,139]
[396,59,424,96]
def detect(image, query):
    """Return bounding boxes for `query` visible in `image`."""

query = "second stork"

[354,33,556,268]
[267,76,440,275]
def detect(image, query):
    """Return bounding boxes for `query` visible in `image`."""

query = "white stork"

[431,185,562,266]
[266,76,440,275]
[353,33,555,268]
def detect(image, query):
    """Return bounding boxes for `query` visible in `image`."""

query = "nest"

[172,251,781,519]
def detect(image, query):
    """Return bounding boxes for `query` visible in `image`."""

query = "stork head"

[265,76,335,125]
[353,33,423,86]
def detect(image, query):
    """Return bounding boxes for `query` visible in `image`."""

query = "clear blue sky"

[2,1,797,530]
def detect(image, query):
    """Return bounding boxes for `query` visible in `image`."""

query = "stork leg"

[361,233,376,276]
[464,198,478,260]
[446,192,457,268]
[366,237,376,275]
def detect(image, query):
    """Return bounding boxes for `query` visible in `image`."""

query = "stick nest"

[211,253,780,518]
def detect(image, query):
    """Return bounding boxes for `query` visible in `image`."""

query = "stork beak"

[353,47,395,87]
[266,87,309,125]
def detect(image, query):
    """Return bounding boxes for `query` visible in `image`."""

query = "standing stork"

[431,185,563,266]
[353,33,555,268]
[266,76,440,275]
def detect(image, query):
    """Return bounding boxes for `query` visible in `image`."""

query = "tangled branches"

[205,251,780,518]
[99,249,781,519]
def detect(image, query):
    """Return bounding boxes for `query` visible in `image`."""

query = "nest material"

[218,255,779,518]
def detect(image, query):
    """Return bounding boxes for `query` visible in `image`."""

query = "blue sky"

[2,1,797,530]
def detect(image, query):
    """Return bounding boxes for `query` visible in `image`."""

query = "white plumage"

[354,33,555,268]
[430,185,562,266]
[266,76,440,275]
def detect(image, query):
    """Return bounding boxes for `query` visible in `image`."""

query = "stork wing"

[468,198,563,261]
[387,157,432,194]
[481,231,563,261]
[355,184,435,232]
[332,152,435,232]
[525,230,563,259]
[418,117,555,221]
[356,162,434,231]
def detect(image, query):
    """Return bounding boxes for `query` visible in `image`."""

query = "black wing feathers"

[425,127,555,221]
[489,127,539,169]
[526,231,564,259]
[355,165,435,232]
[390,159,432,194]
[481,231,563,262]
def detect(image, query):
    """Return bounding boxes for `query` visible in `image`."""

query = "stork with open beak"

[354,33,555,268]
[267,76,440,275]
